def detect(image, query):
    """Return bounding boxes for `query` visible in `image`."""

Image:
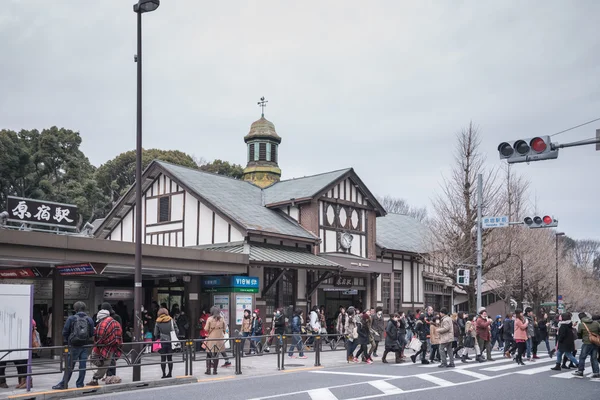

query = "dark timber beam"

[306,271,333,299]
[261,268,287,298]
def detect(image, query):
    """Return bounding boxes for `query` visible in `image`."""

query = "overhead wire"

[550,117,600,137]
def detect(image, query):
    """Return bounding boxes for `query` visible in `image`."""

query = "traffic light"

[456,268,470,285]
[498,136,559,164]
[523,215,558,229]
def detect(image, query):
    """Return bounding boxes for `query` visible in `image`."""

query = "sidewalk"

[0,347,351,399]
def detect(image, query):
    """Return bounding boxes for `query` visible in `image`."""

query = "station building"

[0,111,450,342]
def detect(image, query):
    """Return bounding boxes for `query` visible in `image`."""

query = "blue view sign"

[201,276,259,293]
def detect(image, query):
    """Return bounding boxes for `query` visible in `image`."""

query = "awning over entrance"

[198,242,342,271]
[320,253,392,274]
[0,230,249,275]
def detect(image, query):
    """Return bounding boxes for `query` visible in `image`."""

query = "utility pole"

[476,173,483,313]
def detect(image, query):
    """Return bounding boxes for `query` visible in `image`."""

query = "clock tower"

[243,98,282,188]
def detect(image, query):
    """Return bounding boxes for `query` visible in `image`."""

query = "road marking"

[282,366,323,373]
[552,370,578,379]
[515,364,558,375]
[482,357,554,372]
[311,370,399,379]
[197,376,235,383]
[453,369,490,380]
[308,388,338,400]
[368,380,403,395]
[416,374,454,387]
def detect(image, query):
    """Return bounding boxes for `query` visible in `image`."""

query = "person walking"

[504,313,517,358]
[462,314,482,363]
[411,315,430,364]
[288,309,307,359]
[429,314,441,363]
[524,307,535,361]
[355,312,373,364]
[550,312,579,371]
[476,308,494,362]
[52,301,94,390]
[454,312,466,358]
[572,312,599,379]
[204,306,226,375]
[382,314,401,364]
[371,307,384,357]
[539,313,554,358]
[241,309,252,355]
[437,307,455,368]
[345,307,359,362]
[514,309,528,366]
[86,309,123,387]
[249,309,263,354]
[154,308,179,378]
[491,315,503,351]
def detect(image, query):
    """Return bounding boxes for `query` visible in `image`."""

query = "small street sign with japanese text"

[482,216,509,229]
[7,196,78,229]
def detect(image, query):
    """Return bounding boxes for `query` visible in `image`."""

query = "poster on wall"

[213,294,230,327]
[235,295,253,325]
[0,284,33,361]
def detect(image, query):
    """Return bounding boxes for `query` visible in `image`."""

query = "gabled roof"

[156,161,318,240]
[263,168,387,216]
[263,168,351,205]
[95,161,318,241]
[376,213,429,254]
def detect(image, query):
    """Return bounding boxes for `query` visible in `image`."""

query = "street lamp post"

[133,0,159,382]
[555,232,565,313]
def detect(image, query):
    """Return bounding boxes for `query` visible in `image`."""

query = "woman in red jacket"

[513,309,528,366]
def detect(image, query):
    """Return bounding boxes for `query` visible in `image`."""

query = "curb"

[7,376,197,400]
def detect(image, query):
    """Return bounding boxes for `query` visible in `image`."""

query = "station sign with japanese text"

[56,263,96,276]
[0,268,42,279]
[7,196,78,229]
[333,276,353,288]
[482,216,509,229]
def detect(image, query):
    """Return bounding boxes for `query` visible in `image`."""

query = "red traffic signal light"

[542,215,553,225]
[530,137,547,153]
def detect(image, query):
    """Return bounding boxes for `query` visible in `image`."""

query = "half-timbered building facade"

[94,112,438,327]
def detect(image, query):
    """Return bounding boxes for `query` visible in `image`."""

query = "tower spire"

[257,96,268,118]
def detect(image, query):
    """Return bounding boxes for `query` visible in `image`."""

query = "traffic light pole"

[476,173,483,313]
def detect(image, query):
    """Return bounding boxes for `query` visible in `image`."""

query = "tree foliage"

[377,195,427,221]
[95,149,199,206]
[0,127,106,226]
[198,159,244,179]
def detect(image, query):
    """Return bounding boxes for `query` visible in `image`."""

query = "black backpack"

[70,315,90,346]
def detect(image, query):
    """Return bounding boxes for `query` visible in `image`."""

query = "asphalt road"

[80,351,600,400]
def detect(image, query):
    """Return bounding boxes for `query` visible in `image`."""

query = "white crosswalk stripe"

[516,364,559,375]
[369,380,403,395]
[308,388,337,400]
[482,357,554,372]
[453,369,490,380]
[417,373,454,387]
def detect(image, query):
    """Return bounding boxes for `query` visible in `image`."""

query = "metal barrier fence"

[0,333,352,391]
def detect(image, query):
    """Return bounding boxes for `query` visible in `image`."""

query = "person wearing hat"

[86,309,123,387]
[475,307,494,362]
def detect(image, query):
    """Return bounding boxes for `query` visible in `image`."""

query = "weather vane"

[257,97,268,117]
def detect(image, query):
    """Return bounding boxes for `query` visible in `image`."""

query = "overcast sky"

[1,1,599,240]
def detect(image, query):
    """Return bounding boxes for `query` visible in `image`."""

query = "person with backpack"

[52,301,94,390]
[572,312,600,379]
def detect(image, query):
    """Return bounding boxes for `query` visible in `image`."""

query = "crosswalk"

[248,350,599,400]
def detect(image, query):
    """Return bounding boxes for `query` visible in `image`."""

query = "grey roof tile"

[263,168,352,205]
[376,213,429,254]
[157,161,317,240]
[198,242,340,268]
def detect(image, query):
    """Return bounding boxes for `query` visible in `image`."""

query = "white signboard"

[0,284,32,361]
[213,294,230,328]
[482,216,509,229]
[235,295,253,325]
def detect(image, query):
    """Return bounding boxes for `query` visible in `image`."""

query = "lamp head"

[133,0,159,13]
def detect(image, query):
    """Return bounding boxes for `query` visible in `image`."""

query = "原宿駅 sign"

[7,196,78,229]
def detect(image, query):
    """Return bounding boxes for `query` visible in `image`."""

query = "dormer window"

[158,196,171,222]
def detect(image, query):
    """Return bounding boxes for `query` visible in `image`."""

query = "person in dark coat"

[502,313,515,358]
[410,315,430,364]
[382,314,401,363]
[550,312,579,371]
[538,313,553,356]
[355,313,373,363]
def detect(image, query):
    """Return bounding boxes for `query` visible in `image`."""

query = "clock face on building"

[340,232,353,249]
